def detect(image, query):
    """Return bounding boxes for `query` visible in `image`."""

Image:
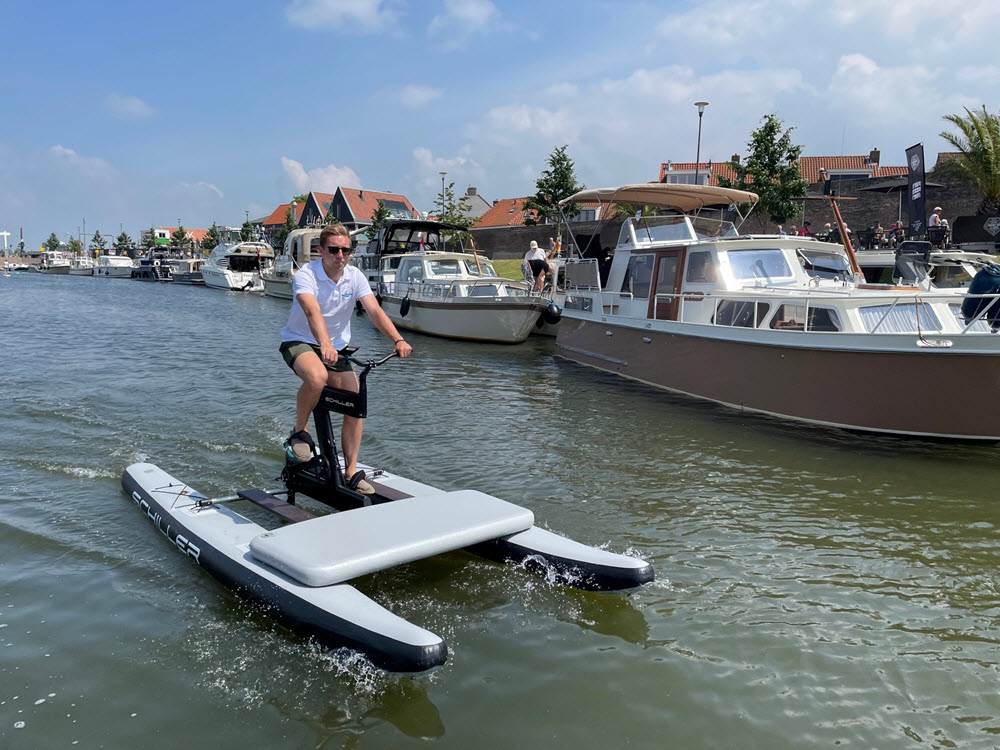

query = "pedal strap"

[346,470,367,490]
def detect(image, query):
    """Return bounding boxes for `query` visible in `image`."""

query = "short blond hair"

[319,224,349,246]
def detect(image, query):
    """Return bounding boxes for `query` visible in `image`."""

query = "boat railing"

[641,289,1000,335]
[562,258,602,291]
[381,278,535,301]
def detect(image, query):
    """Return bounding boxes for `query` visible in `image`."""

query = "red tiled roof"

[659,155,908,185]
[339,188,417,222]
[161,227,210,242]
[473,197,537,227]
[261,202,306,227]
[312,191,335,216]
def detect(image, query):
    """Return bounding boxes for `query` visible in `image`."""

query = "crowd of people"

[776,206,951,249]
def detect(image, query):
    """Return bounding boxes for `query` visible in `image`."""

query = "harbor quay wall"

[470,219,625,259]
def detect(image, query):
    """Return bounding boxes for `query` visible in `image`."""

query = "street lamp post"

[693,101,709,186]
[439,171,447,215]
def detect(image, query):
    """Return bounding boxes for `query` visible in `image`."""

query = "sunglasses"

[322,246,352,255]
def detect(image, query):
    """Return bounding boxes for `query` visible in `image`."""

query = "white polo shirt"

[280,260,373,348]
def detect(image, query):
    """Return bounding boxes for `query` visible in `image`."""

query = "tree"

[171,225,188,249]
[292,193,309,205]
[276,205,298,248]
[366,199,390,242]
[45,233,60,252]
[142,226,157,252]
[113,231,134,254]
[203,223,222,251]
[433,182,475,243]
[240,220,253,241]
[716,114,808,225]
[939,106,1000,215]
[91,229,108,252]
[523,145,584,225]
[67,237,83,255]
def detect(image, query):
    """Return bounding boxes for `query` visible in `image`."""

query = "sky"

[2,0,1000,250]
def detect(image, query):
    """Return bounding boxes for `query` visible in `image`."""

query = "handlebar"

[342,351,399,369]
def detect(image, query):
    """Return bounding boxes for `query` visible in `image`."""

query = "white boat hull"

[262,274,294,300]
[94,265,134,278]
[202,266,262,292]
[381,296,544,343]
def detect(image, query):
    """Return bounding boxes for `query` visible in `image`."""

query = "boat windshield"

[464,259,497,277]
[624,215,738,247]
[727,249,794,282]
[427,259,462,276]
[796,248,852,280]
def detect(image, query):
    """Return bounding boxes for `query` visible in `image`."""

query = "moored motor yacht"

[261,227,324,300]
[202,240,274,292]
[554,183,1000,440]
[37,250,71,274]
[170,257,206,285]
[68,256,94,276]
[378,250,558,343]
[354,219,469,293]
[93,254,136,278]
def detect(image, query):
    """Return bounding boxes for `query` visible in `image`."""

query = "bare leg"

[292,352,329,433]
[326,370,362,476]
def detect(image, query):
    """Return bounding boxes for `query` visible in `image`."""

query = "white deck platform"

[249,490,534,586]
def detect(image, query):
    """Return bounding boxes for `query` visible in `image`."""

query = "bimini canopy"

[560,183,759,213]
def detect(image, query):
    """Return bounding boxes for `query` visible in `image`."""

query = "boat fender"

[153,259,160,267]
[962,263,1000,326]
[400,296,410,317]
[543,302,562,325]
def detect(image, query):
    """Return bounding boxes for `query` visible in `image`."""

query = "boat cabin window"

[621,253,655,299]
[468,284,500,297]
[770,303,842,332]
[398,258,424,283]
[689,216,738,239]
[713,299,770,328]
[949,303,992,332]
[685,251,717,283]
[618,222,634,247]
[931,264,975,288]
[464,260,497,277]
[727,249,793,282]
[859,302,941,333]
[797,249,851,280]
[427,259,461,276]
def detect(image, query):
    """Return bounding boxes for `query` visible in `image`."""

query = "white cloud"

[400,84,443,109]
[428,0,498,47]
[281,156,361,192]
[48,145,116,181]
[106,93,154,120]
[286,0,397,31]
[180,181,224,199]
[827,54,945,119]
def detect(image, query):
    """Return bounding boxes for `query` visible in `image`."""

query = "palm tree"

[940,106,1000,215]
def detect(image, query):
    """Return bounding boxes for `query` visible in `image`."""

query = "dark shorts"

[528,258,549,277]
[279,341,354,372]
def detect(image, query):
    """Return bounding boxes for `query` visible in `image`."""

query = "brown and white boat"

[554,183,1000,440]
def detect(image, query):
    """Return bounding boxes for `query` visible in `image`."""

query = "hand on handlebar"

[319,343,338,366]
[394,340,413,358]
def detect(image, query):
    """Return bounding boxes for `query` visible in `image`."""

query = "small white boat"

[68,256,95,276]
[94,254,136,278]
[202,241,274,292]
[170,258,205,285]
[354,219,468,293]
[37,250,71,274]
[261,228,323,300]
[378,251,559,343]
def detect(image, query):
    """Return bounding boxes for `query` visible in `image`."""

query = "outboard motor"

[962,263,1000,327]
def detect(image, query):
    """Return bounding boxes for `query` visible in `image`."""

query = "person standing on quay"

[278,224,412,494]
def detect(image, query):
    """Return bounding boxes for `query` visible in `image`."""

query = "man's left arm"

[360,294,412,358]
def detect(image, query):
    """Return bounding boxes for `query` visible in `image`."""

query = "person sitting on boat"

[929,207,943,228]
[524,240,550,293]
[797,221,812,237]
[279,224,412,494]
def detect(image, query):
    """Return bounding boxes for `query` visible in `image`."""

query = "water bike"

[121,350,653,672]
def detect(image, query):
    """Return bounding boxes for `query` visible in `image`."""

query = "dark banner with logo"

[906,143,926,236]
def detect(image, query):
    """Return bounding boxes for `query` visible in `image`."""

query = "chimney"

[493,199,499,205]
[869,148,880,165]
[731,154,740,164]
[359,190,364,200]
[666,160,672,170]
[467,186,477,196]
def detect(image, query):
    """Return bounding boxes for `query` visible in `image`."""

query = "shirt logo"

[343,292,353,299]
